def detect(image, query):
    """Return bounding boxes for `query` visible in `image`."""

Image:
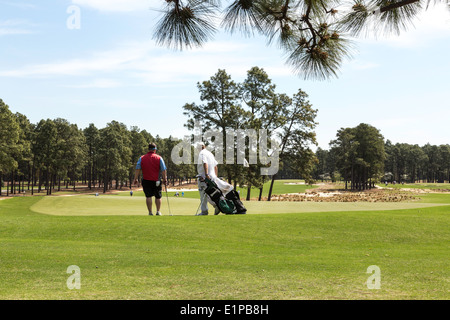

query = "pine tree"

[151,0,449,80]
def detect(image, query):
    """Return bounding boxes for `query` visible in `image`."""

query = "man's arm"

[214,165,218,177]
[160,157,168,185]
[134,157,142,185]
[203,162,209,178]
[134,169,141,186]
[161,169,168,185]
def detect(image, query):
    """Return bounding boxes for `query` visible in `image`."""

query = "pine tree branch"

[379,0,421,13]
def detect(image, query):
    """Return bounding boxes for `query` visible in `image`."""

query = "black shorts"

[142,179,162,199]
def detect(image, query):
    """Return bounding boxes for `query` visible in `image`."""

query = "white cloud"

[0,19,36,36]
[348,60,381,71]
[0,43,147,77]
[0,19,29,27]
[131,41,263,85]
[63,78,123,88]
[0,38,290,86]
[359,4,450,48]
[71,0,158,12]
[0,57,118,77]
[0,28,33,36]
[0,1,36,10]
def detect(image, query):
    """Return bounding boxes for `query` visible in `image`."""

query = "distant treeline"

[1,64,321,201]
[0,97,311,199]
[0,99,196,196]
[3,98,448,198]
[313,123,450,188]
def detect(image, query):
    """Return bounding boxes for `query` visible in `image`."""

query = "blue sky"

[1,0,449,150]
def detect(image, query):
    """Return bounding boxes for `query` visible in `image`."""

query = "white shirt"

[197,148,218,179]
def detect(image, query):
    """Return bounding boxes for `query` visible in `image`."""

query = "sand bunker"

[271,188,418,202]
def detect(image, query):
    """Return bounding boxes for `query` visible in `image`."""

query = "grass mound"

[28,193,447,216]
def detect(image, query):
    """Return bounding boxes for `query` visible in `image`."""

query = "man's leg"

[200,189,209,214]
[146,197,153,215]
[155,197,162,215]
[198,179,209,215]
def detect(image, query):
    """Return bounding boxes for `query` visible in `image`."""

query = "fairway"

[1,195,449,300]
[29,194,448,216]
[2,183,450,301]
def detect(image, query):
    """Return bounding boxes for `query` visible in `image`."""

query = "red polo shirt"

[139,152,162,181]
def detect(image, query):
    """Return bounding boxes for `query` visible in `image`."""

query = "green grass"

[30,194,448,216]
[116,179,317,200]
[234,179,316,198]
[380,182,450,191]
[1,191,449,300]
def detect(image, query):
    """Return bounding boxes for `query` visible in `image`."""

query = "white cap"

[196,141,205,149]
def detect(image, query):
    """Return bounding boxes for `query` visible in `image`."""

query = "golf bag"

[201,177,246,215]
[225,189,247,214]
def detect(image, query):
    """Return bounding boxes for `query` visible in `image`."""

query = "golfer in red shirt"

[134,143,168,215]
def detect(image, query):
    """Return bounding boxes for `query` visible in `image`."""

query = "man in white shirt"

[197,142,218,181]
[196,142,233,215]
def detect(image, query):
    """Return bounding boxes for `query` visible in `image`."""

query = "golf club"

[195,192,207,216]
[165,184,172,216]
[195,175,204,215]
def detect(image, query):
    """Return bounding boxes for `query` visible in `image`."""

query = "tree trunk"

[28,163,31,191]
[11,170,15,195]
[103,168,108,193]
[246,185,251,201]
[46,171,50,195]
[258,187,263,201]
[351,164,354,191]
[267,174,276,201]
[31,164,35,196]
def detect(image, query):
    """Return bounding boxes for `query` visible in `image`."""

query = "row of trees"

[2,97,447,199]
[182,66,318,200]
[329,123,385,190]
[384,141,450,183]
[0,99,196,196]
[1,66,319,200]
[313,123,450,188]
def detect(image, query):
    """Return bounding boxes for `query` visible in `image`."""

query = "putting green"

[29,194,447,216]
